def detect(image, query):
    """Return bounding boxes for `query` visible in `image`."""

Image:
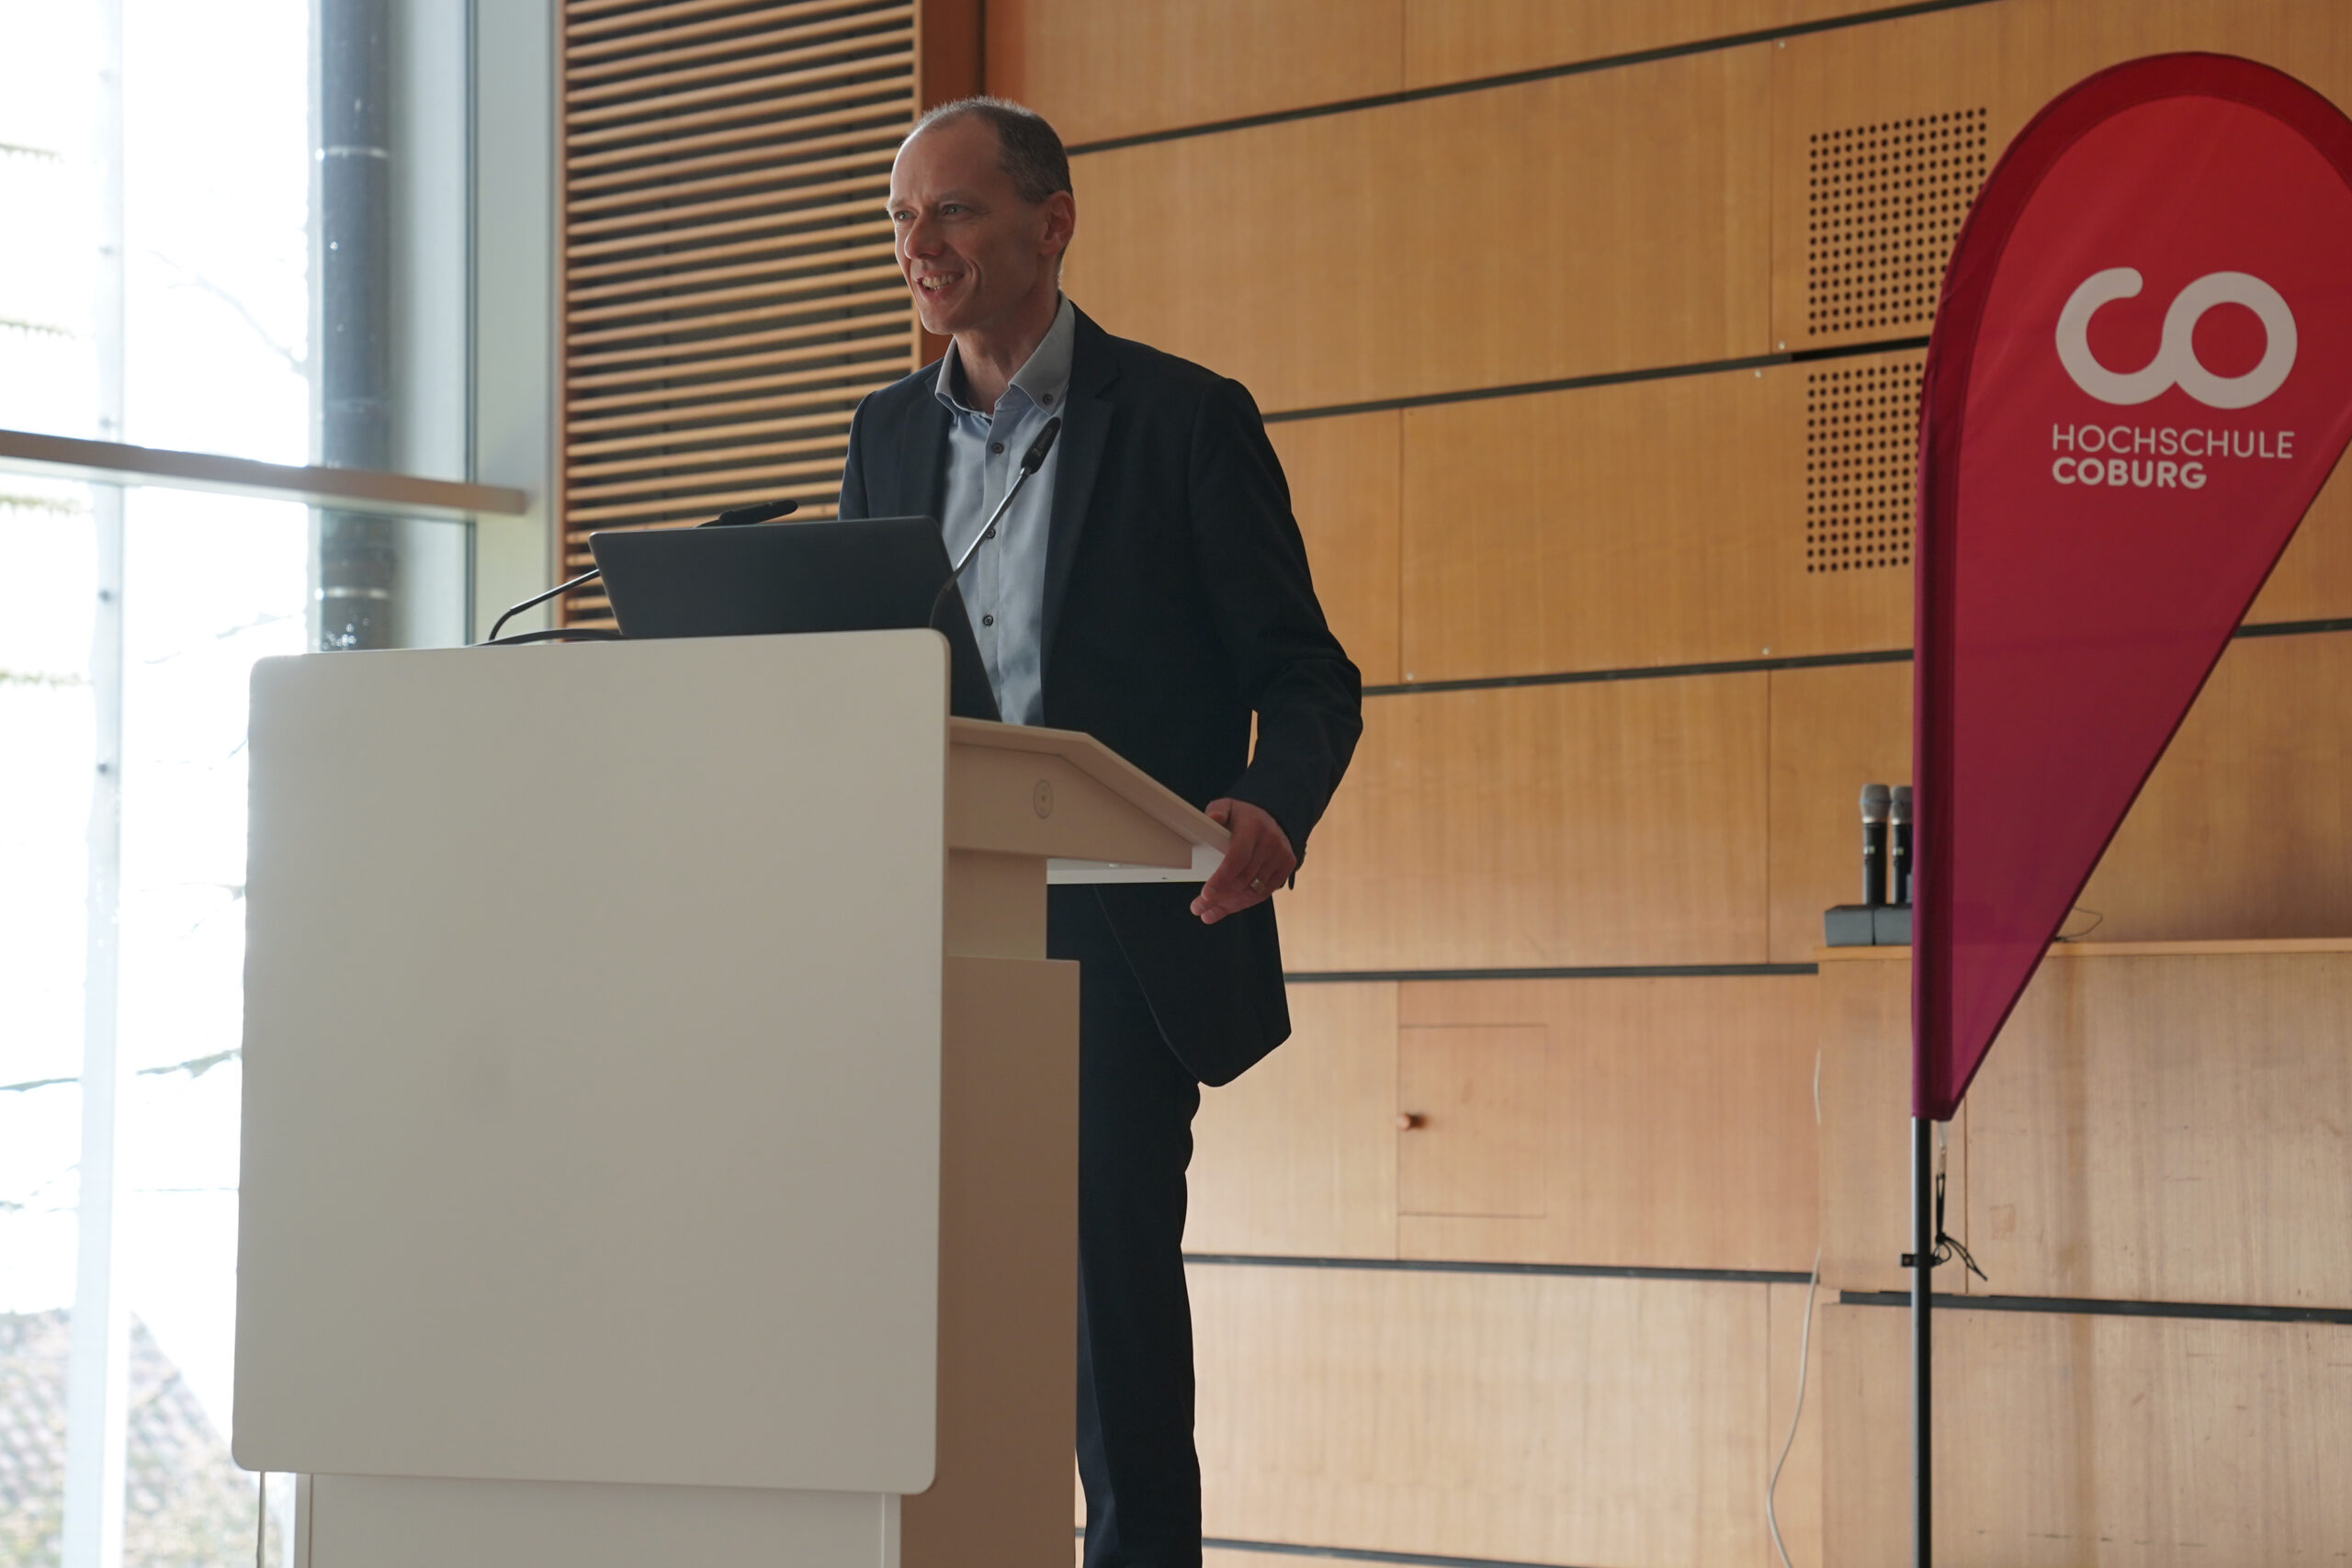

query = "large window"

[0,3,505,1562]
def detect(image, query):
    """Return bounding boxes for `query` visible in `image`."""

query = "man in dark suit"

[838,97,1361,1568]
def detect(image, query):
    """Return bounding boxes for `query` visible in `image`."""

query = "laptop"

[589,515,1001,722]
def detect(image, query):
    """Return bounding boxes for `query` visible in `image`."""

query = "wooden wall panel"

[1186,982,1399,1260]
[1064,46,1772,415]
[1375,321,2352,693]
[1823,943,2352,1309]
[1278,675,1770,973]
[1821,1302,2352,1567]
[985,0,1403,149]
[1770,632,2352,962]
[1396,1024,1550,1219]
[1270,412,1402,687]
[1816,953,1959,1294]
[1767,660,1912,964]
[1770,0,2352,352]
[2081,632,2352,942]
[1404,0,1894,89]
[989,0,1898,149]
[2250,460,2352,624]
[1397,357,1914,683]
[1395,977,1819,1272]
[1191,1264,1778,1568]
[1965,949,2352,1309]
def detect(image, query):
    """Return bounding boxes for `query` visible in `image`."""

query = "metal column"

[318,0,397,648]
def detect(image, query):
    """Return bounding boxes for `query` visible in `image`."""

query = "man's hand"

[1190,798,1297,925]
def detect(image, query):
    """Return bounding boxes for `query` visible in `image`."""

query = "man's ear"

[1041,190,1077,261]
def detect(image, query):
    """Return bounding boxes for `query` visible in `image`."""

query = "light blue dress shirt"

[933,295,1074,728]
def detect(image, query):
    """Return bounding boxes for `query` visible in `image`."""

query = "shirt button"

[1042,394,1055,405]
[984,527,996,539]
[981,614,995,626]
[989,441,1005,454]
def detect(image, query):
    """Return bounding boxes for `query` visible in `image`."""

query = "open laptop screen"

[590,516,1001,722]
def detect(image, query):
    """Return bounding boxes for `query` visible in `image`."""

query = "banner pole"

[1911,1114,1934,1568]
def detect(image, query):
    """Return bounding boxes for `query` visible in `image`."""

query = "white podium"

[232,630,1227,1567]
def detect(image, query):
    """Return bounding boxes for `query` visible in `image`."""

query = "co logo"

[2056,268,2297,410]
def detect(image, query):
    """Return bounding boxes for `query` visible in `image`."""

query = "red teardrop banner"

[1916,55,2352,1122]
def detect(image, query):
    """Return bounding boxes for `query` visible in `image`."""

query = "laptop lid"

[589,516,1001,722]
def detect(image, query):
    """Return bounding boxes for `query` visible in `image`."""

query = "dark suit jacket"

[838,307,1362,1086]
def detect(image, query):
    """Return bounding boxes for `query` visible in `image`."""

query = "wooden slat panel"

[568,40,910,121]
[569,352,910,407]
[1965,949,2352,1309]
[570,8,911,97]
[1186,983,1399,1260]
[1268,412,1401,687]
[1821,1302,2352,1566]
[1192,1265,1777,1567]
[1279,675,1770,972]
[568,113,902,183]
[1404,0,1892,88]
[1064,45,1771,415]
[559,0,917,604]
[570,135,895,202]
[985,0,1404,149]
[567,225,897,297]
[566,59,913,141]
[1396,976,1819,1273]
[1770,0,2352,353]
[1815,953,1957,1295]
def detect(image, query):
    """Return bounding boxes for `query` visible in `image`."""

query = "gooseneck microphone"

[928,416,1063,634]
[1860,783,1893,908]
[1890,784,1914,906]
[950,417,1063,579]
[482,499,797,644]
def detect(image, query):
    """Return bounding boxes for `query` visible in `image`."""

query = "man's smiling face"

[887,114,1068,341]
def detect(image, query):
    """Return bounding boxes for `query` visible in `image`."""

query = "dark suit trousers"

[1050,886,1204,1568]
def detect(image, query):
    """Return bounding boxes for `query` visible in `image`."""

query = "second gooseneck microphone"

[929,416,1063,634]
[950,416,1063,579]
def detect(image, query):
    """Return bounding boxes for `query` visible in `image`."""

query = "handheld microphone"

[483,498,798,643]
[1890,785,1913,906]
[1860,783,1892,908]
[929,417,1062,634]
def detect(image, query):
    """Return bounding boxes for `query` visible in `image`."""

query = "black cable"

[485,568,600,643]
[480,626,627,647]
[478,499,797,646]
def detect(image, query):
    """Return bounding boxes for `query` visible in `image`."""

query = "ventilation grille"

[1806,107,1988,338]
[558,0,919,625]
[1806,358,1919,574]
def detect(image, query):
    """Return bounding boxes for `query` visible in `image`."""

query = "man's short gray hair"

[910,96,1072,205]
